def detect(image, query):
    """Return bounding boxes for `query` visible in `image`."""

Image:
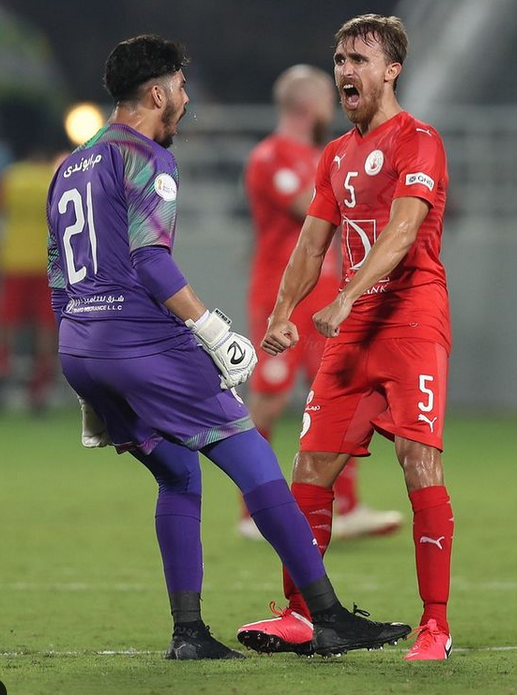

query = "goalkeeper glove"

[77,396,111,448]
[186,309,257,389]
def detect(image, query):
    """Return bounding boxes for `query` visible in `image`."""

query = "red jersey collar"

[352,110,407,143]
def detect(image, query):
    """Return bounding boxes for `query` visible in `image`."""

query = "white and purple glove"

[186,309,257,389]
[77,396,111,448]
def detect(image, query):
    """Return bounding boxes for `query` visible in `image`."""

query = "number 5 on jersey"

[58,183,98,285]
[344,171,358,208]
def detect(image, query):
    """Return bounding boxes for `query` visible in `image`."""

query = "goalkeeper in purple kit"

[47,35,410,660]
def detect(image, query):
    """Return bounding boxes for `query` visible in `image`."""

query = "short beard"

[157,101,177,149]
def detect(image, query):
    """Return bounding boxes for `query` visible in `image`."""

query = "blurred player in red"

[240,64,402,540]
[0,151,59,410]
[238,14,454,661]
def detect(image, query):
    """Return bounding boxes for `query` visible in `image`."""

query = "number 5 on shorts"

[418,374,434,412]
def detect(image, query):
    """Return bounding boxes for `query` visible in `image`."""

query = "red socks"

[409,485,453,634]
[333,458,358,515]
[283,482,334,620]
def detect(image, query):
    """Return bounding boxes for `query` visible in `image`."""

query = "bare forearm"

[342,197,430,303]
[272,250,323,318]
[344,220,416,302]
[163,284,207,322]
[271,216,336,319]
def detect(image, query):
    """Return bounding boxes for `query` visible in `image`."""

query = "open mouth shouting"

[342,83,360,110]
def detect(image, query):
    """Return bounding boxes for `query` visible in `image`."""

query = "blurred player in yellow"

[240,64,403,539]
[0,151,60,409]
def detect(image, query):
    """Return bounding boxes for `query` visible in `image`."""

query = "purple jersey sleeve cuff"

[131,246,187,304]
[50,288,69,327]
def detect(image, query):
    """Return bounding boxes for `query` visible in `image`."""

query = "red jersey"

[246,133,338,303]
[308,111,451,352]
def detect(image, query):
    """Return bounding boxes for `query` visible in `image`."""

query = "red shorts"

[249,281,338,395]
[300,338,449,454]
[0,275,55,328]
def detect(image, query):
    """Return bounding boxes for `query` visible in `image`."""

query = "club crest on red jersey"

[364,149,384,176]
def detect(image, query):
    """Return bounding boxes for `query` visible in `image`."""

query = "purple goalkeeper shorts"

[60,345,254,453]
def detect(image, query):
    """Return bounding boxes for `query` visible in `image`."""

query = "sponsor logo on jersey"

[364,149,384,176]
[273,168,300,194]
[415,127,433,137]
[405,172,435,191]
[343,217,377,270]
[154,173,177,201]
[306,390,315,404]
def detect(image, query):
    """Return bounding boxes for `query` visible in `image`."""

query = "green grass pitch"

[1,408,516,695]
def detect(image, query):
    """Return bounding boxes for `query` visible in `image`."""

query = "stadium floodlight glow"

[64,103,104,145]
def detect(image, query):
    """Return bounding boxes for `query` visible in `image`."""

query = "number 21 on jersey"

[58,183,98,285]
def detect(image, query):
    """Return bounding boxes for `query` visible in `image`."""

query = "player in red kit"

[240,64,403,540]
[238,15,454,661]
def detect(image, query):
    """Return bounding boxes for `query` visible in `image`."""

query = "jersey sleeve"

[307,143,341,226]
[46,185,66,290]
[392,127,446,207]
[123,146,179,252]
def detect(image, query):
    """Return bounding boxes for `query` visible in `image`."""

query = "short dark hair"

[104,35,189,103]
[335,14,408,67]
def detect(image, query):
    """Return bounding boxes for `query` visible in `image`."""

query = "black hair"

[104,34,189,103]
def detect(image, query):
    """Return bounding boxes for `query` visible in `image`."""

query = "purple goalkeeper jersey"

[47,123,195,357]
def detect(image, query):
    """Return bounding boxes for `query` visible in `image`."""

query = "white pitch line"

[1,646,517,657]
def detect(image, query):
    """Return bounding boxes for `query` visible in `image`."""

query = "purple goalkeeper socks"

[155,490,203,596]
[244,479,327,590]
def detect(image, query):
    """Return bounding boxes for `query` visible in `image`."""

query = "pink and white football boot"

[405,619,452,661]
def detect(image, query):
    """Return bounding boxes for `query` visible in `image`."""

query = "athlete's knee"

[395,436,444,491]
[202,428,283,493]
[292,450,350,488]
[135,439,201,495]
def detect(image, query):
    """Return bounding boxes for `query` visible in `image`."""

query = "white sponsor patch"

[306,390,315,405]
[364,149,384,176]
[273,168,300,194]
[154,173,177,201]
[405,172,435,191]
